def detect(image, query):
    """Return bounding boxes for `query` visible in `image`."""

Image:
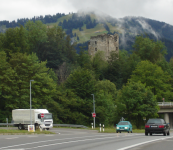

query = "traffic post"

[91,123,93,129]
[99,124,101,132]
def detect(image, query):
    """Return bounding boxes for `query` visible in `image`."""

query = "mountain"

[50,11,173,61]
[1,11,173,61]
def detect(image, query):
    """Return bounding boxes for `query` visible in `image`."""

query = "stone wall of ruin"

[88,33,119,59]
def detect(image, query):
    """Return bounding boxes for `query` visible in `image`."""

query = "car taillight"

[145,125,150,128]
[159,125,164,128]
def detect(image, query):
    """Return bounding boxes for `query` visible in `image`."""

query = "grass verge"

[0,129,54,135]
[89,127,145,133]
[53,126,145,133]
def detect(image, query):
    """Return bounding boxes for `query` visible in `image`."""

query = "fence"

[158,102,173,106]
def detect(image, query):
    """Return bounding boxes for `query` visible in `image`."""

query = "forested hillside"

[1,12,173,60]
[1,12,173,128]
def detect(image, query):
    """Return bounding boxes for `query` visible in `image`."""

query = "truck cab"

[36,113,53,130]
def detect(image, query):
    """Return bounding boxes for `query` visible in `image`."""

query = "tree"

[0,51,16,122]
[65,67,95,99]
[0,52,57,121]
[92,51,108,80]
[1,26,30,57]
[130,60,173,101]
[133,35,167,63]
[64,68,97,125]
[77,48,92,70]
[24,20,47,54]
[94,80,117,126]
[95,80,116,96]
[37,26,77,69]
[106,50,141,89]
[116,81,159,128]
[53,87,88,124]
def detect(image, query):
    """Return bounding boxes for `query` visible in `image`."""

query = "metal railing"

[158,102,173,106]
[0,123,14,126]
[0,123,87,128]
[53,124,88,128]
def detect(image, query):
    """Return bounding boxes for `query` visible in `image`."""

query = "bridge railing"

[158,102,173,106]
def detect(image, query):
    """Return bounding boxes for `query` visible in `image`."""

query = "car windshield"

[43,114,52,119]
[118,122,128,125]
[147,119,162,124]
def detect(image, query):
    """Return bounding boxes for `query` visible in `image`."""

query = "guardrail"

[0,123,14,126]
[53,124,88,128]
[158,102,173,106]
[0,123,88,128]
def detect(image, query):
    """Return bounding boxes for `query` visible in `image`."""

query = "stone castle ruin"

[88,33,119,59]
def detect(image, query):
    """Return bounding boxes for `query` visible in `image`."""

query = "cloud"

[68,0,173,25]
[0,0,76,21]
[0,0,173,25]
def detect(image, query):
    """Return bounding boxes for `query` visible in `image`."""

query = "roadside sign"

[41,113,44,118]
[163,98,165,101]
[143,117,146,120]
[92,113,96,117]
[28,125,35,132]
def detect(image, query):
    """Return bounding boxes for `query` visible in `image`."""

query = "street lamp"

[91,94,95,128]
[30,80,34,125]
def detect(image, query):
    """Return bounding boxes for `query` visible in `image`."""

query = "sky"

[1,0,173,25]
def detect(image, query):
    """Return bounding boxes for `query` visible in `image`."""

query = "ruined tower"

[88,33,119,59]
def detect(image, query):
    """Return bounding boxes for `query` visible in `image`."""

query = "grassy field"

[72,22,124,43]
[0,129,54,135]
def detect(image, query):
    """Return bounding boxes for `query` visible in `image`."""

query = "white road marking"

[0,134,140,149]
[45,135,54,136]
[27,136,38,138]
[6,137,19,139]
[24,135,141,149]
[164,140,173,141]
[117,136,173,150]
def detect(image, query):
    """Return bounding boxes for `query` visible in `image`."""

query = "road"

[0,128,173,150]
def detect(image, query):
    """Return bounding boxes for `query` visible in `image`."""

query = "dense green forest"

[0,20,173,128]
[0,13,65,28]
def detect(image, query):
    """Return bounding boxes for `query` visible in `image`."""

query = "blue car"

[116,121,133,133]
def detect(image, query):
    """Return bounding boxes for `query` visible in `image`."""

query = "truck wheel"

[46,128,49,130]
[35,124,39,130]
[18,124,23,130]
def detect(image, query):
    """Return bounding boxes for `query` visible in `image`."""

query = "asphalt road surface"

[0,128,173,150]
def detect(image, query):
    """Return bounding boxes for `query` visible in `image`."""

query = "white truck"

[12,109,53,130]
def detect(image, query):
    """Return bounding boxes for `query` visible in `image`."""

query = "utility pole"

[30,80,34,125]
